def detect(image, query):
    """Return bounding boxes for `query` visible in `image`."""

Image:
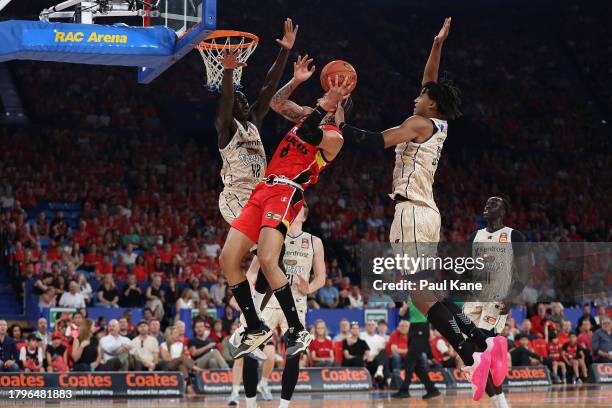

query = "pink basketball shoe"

[462,351,492,401]
[487,336,509,387]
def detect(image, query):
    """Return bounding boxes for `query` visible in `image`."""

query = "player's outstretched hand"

[320,75,353,111]
[293,54,315,83]
[219,49,247,70]
[434,17,451,44]
[276,18,299,50]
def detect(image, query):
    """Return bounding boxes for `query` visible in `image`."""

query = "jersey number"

[251,163,261,178]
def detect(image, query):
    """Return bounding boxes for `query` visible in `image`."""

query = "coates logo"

[321,368,367,382]
[397,369,444,383]
[201,370,233,384]
[506,367,546,380]
[269,370,310,383]
[59,374,112,387]
[125,373,179,387]
[0,374,45,387]
[596,364,612,376]
[452,368,469,381]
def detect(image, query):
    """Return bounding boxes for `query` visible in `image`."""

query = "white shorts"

[219,190,250,224]
[463,302,508,333]
[389,201,440,272]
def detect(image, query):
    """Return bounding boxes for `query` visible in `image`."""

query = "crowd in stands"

[1,302,611,392]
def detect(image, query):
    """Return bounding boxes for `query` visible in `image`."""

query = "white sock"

[232,385,240,394]
[279,399,290,408]
[498,393,509,408]
[246,397,257,408]
[261,378,268,386]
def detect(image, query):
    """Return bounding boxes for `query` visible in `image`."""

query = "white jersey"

[219,120,266,196]
[267,231,315,309]
[471,226,516,300]
[389,118,448,212]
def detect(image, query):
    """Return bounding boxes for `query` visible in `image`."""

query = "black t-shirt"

[101,285,119,303]
[343,338,369,359]
[46,344,66,360]
[120,285,143,308]
[75,337,98,365]
[188,337,216,358]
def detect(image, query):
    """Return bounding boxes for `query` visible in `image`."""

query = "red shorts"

[231,183,304,243]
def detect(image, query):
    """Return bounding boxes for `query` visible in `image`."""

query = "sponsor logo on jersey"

[484,315,497,325]
[284,259,298,266]
[265,212,282,221]
[281,197,288,202]
[499,233,508,242]
[301,238,309,249]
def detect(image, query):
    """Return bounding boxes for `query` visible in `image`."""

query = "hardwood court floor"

[1,385,611,408]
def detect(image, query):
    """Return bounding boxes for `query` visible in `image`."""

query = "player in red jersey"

[219,74,353,360]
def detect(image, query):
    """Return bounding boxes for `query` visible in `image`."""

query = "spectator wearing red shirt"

[562,332,589,383]
[83,244,102,272]
[530,303,549,338]
[557,320,572,346]
[547,333,566,383]
[310,320,335,366]
[577,320,594,365]
[386,320,409,371]
[132,256,147,281]
[208,320,227,352]
[429,329,456,368]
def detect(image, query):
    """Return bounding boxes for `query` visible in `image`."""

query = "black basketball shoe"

[284,327,313,359]
[231,324,273,360]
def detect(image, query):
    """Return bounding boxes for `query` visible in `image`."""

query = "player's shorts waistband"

[263,175,304,192]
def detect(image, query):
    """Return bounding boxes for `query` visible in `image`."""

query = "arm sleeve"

[295,106,326,146]
[340,123,385,149]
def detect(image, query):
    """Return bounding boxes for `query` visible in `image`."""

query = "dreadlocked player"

[339,17,508,393]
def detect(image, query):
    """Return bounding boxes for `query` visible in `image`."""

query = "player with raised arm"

[219,75,352,361]
[216,18,298,224]
[215,18,298,406]
[339,17,508,393]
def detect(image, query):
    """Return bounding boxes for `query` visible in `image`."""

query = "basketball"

[320,60,357,93]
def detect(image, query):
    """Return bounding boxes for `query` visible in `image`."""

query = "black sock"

[427,302,475,366]
[254,270,270,294]
[273,283,303,331]
[243,356,259,398]
[230,279,261,329]
[443,301,489,351]
[281,354,300,400]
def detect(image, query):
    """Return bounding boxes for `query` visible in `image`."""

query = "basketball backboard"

[147,0,207,38]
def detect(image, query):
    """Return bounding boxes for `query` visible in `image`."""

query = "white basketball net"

[197,34,258,91]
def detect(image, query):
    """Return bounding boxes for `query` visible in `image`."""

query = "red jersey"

[532,338,548,357]
[386,330,409,357]
[562,342,579,360]
[265,122,337,189]
[548,342,562,361]
[310,337,334,359]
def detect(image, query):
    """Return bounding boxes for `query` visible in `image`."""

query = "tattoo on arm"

[271,80,304,122]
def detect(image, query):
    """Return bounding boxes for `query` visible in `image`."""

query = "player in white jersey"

[217,19,299,406]
[216,18,298,224]
[444,196,529,406]
[234,204,326,408]
[339,18,510,396]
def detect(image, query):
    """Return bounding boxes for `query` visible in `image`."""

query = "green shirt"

[407,298,428,323]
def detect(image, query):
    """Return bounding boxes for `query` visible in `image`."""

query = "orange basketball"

[320,60,357,93]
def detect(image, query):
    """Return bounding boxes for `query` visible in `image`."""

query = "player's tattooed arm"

[251,18,298,126]
[270,54,316,122]
[215,50,245,149]
[422,17,451,85]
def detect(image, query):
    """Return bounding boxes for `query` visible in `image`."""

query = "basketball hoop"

[197,30,259,91]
